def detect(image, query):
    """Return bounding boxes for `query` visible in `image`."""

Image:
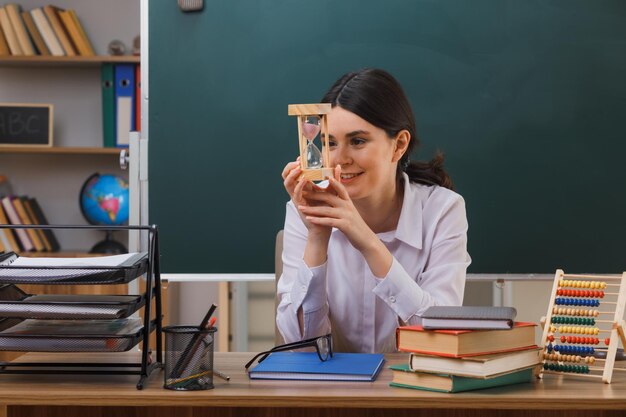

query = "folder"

[101,63,116,148]
[114,64,136,147]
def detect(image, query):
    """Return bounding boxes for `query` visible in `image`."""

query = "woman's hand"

[281,159,333,239]
[297,175,393,277]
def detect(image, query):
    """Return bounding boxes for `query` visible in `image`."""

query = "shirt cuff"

[289,259,327,312]
[371,257,425,322]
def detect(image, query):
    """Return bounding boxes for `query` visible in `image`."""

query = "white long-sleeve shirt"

[276,173,471,353]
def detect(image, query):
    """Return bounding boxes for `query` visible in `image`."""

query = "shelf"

[0,147,122,155]
[0,56,140,67]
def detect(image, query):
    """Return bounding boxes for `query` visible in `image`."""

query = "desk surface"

[0,352,624,410]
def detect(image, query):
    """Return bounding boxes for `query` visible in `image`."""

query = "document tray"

[0,257,148,285]
[0,318,151,352]
[0,285,146,320]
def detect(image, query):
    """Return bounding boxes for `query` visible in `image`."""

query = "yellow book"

[5,4,35,55]
[67,9,94,56]
[0,6,23,55]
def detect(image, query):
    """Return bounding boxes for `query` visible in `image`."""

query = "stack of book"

[391,306,541,393]
[0,3,95,57]
[0,195,60,254]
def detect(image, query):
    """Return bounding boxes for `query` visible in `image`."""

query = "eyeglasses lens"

[316,336,330,360]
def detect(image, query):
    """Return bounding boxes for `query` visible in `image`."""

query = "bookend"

[539,269,626,383]
[288,103,333,181]
[0,224,163,389]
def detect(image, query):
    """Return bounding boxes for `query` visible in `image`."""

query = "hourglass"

[288,103,333,181]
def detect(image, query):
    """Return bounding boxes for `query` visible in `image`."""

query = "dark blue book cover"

[248,352,385,381]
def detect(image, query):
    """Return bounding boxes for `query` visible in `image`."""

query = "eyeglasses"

[244,333,333,370]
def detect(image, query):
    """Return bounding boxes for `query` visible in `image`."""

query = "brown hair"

[321,68,454,190]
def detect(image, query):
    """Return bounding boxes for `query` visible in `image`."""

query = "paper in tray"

[0,252,148,285]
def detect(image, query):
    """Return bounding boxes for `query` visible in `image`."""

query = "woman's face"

[326,106,406,202]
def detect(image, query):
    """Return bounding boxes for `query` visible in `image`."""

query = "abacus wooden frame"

[540,269,626,383]
[288,103,333,181]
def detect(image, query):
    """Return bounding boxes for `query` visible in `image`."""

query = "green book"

[389,363,534,393]
[101,63,115,148]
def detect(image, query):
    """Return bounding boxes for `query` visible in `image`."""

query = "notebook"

[247,352,385,381]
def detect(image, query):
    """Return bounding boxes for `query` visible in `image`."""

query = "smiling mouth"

[340,172,363,181]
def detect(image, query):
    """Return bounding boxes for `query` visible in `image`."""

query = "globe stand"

[90,230,127,254]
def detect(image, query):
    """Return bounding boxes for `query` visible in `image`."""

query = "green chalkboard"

[149,1,626,274]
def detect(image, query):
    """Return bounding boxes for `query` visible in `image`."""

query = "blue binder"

[114,64,136,147]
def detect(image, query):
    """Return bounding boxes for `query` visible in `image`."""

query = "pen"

[214,369,230,381]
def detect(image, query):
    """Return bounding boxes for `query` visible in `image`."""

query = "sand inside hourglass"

[302,117,322,168]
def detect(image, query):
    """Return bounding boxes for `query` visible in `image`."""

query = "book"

[396,322,537,357]
[389,363,535,393]
[0,6,22,55]
[421,306,517,330]
[21,198,52,251]
[58,9,92,57]
[0,23,9,56]
[5,4,35,56]
[247,352,385,381]
[409,347,541,378]
[21,10,50,56]
[30,8,63,56]
[0,196,34,252]
[26,197,60,251]
[0,205,20,252]
[69,10,95,55]
[10,197,45,252]
[43,5,76,56]
[63,9,94,56]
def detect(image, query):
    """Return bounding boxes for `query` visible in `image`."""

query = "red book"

[396,322,537,358]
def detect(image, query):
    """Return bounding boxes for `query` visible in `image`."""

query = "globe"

[79,173,129,254]
[79,173,129,225]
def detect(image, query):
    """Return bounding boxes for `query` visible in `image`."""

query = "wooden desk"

[0,352,625,417]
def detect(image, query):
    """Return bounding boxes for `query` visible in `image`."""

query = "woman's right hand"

[281,159,331,239]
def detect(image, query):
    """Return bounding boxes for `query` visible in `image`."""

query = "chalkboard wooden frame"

[0,103,53,147]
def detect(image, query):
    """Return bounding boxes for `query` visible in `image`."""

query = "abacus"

[540,269,626,383]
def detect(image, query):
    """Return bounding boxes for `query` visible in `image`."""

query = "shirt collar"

[390,172,422,249]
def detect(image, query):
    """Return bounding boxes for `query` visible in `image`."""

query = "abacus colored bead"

[543,363,549,370]
[605,338,610,346]
[562,336,568,343]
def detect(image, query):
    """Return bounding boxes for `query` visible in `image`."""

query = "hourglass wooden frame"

[539,269,626,383]
[288,103,333,181]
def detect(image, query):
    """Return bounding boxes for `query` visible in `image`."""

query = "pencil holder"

[163,325,217,390]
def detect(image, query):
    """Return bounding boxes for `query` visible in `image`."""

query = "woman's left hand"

[298,176,377,254]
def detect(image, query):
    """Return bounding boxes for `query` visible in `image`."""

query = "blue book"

[248,352,385,381]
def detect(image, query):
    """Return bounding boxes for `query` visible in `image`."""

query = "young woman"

[277,68,471,353]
